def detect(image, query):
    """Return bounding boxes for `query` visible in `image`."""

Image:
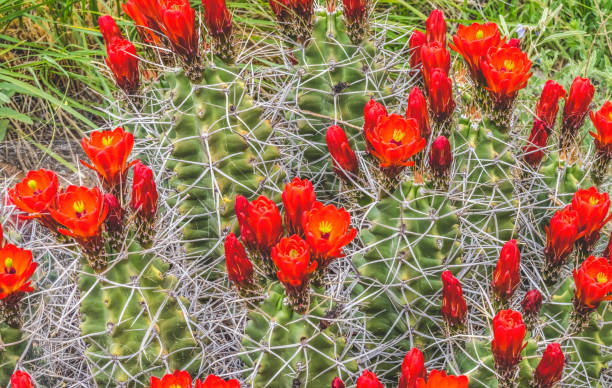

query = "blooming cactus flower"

[480,46,532,109]
[441,270,467,326]
[420,42,450,89]
[326,125,360,180]
[491,239,521,302]
[366,114,426,175]
[130,162,159,221]
[8,169,58,229]
[590,101,612,154]
[427,68,455,122]
[10,370,34,388]
[425,9,446,45]
[521,289,543,317]
[406,87,431,141]
[356,370,383,388]
[399,347,427,388]
[271,235,316,289]
[159,0,199,63]
[50,186,108,242]
[533,343,564,388]
[302,202,356,264]
[282,177,316,235]
[523,120,548,168]
[572,256,612,312]
[415,370,469,388]
[363,99,388,136]
[0,244,37,299]
[535,80,567,131]
[491,309,526,370]
[449,22,501,84]
[150,370,194,387]
[571,186,610,247]
[562,76,595,134]
[429,135,452,178]
[409,30,427,70]
[196,374,241,387]
[81,127,135,191]
[544,206,579,267]
[235,195,283,257]
[224,233,253,289]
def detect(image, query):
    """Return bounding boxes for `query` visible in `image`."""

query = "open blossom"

[326,125,359,180]
[492,240,521,302]
[523,120,548,168]
[224,233,253,289]
[363,99,388,136]
[535,80,567,131]
[544,206,579,267]
[441,270,467,326]
[235,195,282,256]
[8,169,59,230]
[416,370,468,388]
[590,101,612,154]
[50,186,108,243]
[572,256,612,312]
[425,9,446,45]
[0,244,37,300]
[480,46,532,109]
[428,68,455,122]
[420,42,450,88]
[571,187,610,247]
[302,202,356,264]
[282,177,316,235]
[562,76,595,134]
[491,309,526,370]
[197,374,241,388]
[272,235,315,288]
[399,348,426,388]
[533,343,564,388]
[406,87,431,141]
[449,22,501,84]
[10,370,34,388]
[409,30,427,69]
[356,370,383,388]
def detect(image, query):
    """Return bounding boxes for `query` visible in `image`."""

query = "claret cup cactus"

[1,1,611,387]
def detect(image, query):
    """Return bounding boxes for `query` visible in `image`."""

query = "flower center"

[503,60,515,72]
[102,135,115,147]
[4,257,15,274]
[319,220,332,239]
[476,29,484,39]
[289,249,298,258]
[589,196,600,205]
[391,129,405,146]
[27,179,38,191]
[596,271,608,283]
[608,111,612,120]
[73,200,86,217]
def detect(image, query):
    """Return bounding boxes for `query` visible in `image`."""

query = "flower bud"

[282,177,316,235]
[521,289,542,317]
[409,30,427,70]
[491,309,526,371]
[224,232,253,289]
[406,87,431,141]
[10,370,34,388]
[535,80,567,131]
[491,239,521,302]
[562,76,595,135]
[363,99,388,135]
[326,125,360,180]
[130,162,158,221]
[420,42,450,89]
[544,206,578,269]
[429,136,452,178]
[356,370,383,388]
[425,9,446,45]
[104,36,140,94]
[428,68,455,122]
[533,343,565,388]
[399,347,426,388]
[441,270,467,326]
[523,120,548,168]
[331,377,345,388]
[98,15,122,46]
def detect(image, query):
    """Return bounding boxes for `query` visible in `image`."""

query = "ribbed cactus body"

[0,326,25,383]
[79,239,198,386]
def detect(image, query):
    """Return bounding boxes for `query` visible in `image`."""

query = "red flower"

[399,347,427,388]
[302,202,356,263]
[406,87,431,140]
[105,37,140,94]
[544,206,579,267]
[332,377,346,388]
[8,169,58,220]
[416,370,469,388]
[0,244,37,299]
[326,125,359,180]
[356,370,383,388]
[269,0,290,18]
[159,0,199,62]
[420,42,450,89]
[195,374,240,388]
[122,0,163,46]
[441,270,467,326]
[425,9,446,45]
[429,135,452,178]
[271,235,316,288]
[50,186,108,242]
[363,99,388,136]
[523,120,548,168]
[130,162,158,220]
[98,15,122,46]
[428,68,455,121]
[282,177,316,235]
[535,80,567,131]
[235,195,282,256]
[492,240,521,302]
[81,127,135,191]
[521,289,543,317]
[10,370,34,388]
[571,187,610,246]
[562,76,595,134]
[491,309,526,370]
[449,22,501,84]
[590,101,612,154]
[533,343,564,388]
[409,30,427,69]
[224,233,253,289]
[150,370,193,388]
[480,46,532,109]
[202,0,232,37]
[365,114,426,175]
[342,0,367,23]
[572,256,612,312]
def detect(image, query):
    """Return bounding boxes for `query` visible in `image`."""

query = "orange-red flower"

[544,206,579,267]
[202,0,232,37]
[523,120,548,168]
[491,309,526,370]
[428,68,455,122]
[420,42,450,88]
[571,187,610,247]
[449,22,501,84]
[302,202,356,263]
[406,87,431,140]
[356,370,383,388]
[590,101,612,154]
[122,0,163,46]
[429,135,452,178]
[81,127,135,191]
[282,177,316,235]
[562,76,595,134]
[399,347,426,388]
[365,114,426,175]
[480,46,532,109]
[10,370,34,388]
[235,195,283,256]
[425,9,446,45]
[105,36,140,94]
[441,270,467,326]
[159,0,199,62]
[0,244,37,299]
[224,233,253,289]
[415,370,469,388]
[363,99,388,137]
[50,186,108,242]
[535,80,567,131]
[326,125,359,180]
[130,161,159,221]
[572,256,612,312]
[533,343,564,388]
[196,374,240,388]
[150,370,193,388]
[409,30,427,69]
[271,235,316,288]
[491,239,521,302]
[8,169,58,220]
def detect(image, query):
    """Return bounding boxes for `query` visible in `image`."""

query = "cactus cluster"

[1,0,611,387]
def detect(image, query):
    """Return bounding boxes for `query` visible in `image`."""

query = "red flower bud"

[533,343,564,388]
[331,377,345,388]
[571,186,610,246]
[122,0,163,46]
[429,135,452,178]
[544,206,579,267]
[130,162,158,221]
[235,195,282,257]
[420,42,450,89]
[159,0,199,63]
[449,22,501,85]
[363,99,388,136]
[504,38,520,48]
[590,101,612,154]
[428,68,455,121]
[302,202,356,264]
[224,233,253,289]
[523,120,548,168]
[572,256,612,312]
[196,374,240,388]
[416,370,469,388]
[409,30,427,69]
[480,46,532,109]
[562,76,595,134]
[8,169,59,231]
[491,309,526,370]
[521,289,543,317]
[342,0,367,24]
[399,347,427,388]
[356,370,383,388]
[104,36,140,94]
[269,0,290,18]
[282,177,316,235]
[441,270,467,326]
[103,193,124,237]
[201,0,232,38]
[10,370,34,388]
[0,244,37,300]
[98,15,122,46]
[604,231,612,259]
[492,239,521,302]
[272,235,316,289]
[326,125,360,180]
[406,87,431,140]
[535,80,567,131]
[425,9,446,45]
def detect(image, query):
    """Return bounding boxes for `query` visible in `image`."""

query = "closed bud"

[535,80,567,131]
[428,68,455,122]
[10,370,34,388]
[363,99,388,136]
[425,9,446,45]
[103,193,124,249]
[331,377,345,388]
[201,0,235,63]
[491,309,526,371]
[224,233,254,289]
[159,0,199,63]
[282,177,316,235]
[234,195,282,258]
[562,76,595,134]
[492,239,521,302]
[420,42,450,89]
[406,87,431,141]
[504,38,520,48]
[399,347,426,388]
[429,135,452,178]
[441,270,467,326]
[130,162,158,221]
[356,370,383,388]
[326,125,360,181]
[521,289,542,316]
[523,120,548,168]
[104,37,140,94]
[409,30,427,69]
[533,343,565,388]
[98,15,122,46]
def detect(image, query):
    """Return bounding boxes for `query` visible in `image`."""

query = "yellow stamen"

[503,60,515,71]
[4,257,12,269]
[73,200,85,214]
[27,179,38,191]
[589,196,600,205]
[608,111,612,120]
[392,129,405,143]
[319,220,333,235]
[289,249,298,258]
[476,29,484,39]
[102,135,115,147]
[596,272,608,283]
